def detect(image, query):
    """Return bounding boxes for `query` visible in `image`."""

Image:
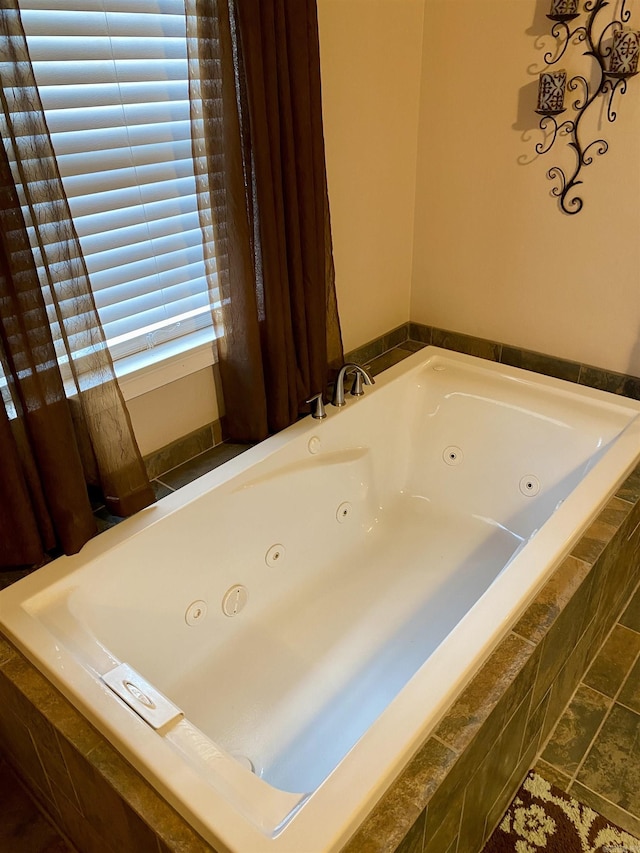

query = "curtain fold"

[0,138,97,566]
[0,1,154,568]
[186,0,343,442]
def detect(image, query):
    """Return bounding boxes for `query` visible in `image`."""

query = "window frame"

[16,0,218,400]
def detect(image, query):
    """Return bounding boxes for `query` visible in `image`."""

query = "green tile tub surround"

[583,624,640,698]
[157,442,253,491]
[543,612,640,839]
[619,654,640,714]
[570,777,640,841]
[577,703,640,817]
[431,328,502,363]
[344,324,410,367]
[539,684,612,776]
[621,584,640,632]
[2,463,637,853]
[143,420,223,481]
[538,610,640,840]
[347,322,640,403]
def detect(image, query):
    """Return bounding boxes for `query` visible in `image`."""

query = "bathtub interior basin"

[2,346,640,853]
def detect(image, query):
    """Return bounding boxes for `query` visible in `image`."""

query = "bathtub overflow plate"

[520,475,541,496]
[102,663,183,731]
[185,599,208,627]
[222,585,248,617]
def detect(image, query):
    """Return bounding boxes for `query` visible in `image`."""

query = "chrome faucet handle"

[351,371,365,396]
[350,365,375,396]
[306,392,327,420]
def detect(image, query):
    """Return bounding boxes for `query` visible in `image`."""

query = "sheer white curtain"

[0,0,154,570]
[18,0,216,373]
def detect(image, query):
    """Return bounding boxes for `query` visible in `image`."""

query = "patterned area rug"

[483,772,640,852]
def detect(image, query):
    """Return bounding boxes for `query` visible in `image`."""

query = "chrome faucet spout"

[332,362,375,407]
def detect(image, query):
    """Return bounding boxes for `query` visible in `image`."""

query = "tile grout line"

[533,585,640,836]
[615,697,640,716]
[452,784,466,853]
[153,477,176,492]
[566,636,640,792]
[536,577,640,790]
[570,780,640,830]
[151,443,223,482]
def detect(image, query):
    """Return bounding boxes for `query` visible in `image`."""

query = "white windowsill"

[1,331,218,417]
[114,329,218,401]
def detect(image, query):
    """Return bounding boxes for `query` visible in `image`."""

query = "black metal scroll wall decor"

[535,0,638,214]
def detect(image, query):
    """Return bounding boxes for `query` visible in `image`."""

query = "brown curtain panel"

[0,141,96,566]
[0,2,154,568]
[186,0,343,442]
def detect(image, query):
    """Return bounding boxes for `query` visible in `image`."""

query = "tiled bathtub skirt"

[1,465,640,853]
[534,599,640,839]
[345,474,640,853]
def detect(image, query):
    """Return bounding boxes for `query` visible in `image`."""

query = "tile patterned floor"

[535,583,640,840]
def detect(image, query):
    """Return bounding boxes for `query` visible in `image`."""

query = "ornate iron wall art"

[535,0,638,214]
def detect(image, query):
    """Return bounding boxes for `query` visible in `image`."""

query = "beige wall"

[126,0,426,456]
[126,367,220,458]
[411,0,640,376]
[127,0,640,457]
[318,0,424,352]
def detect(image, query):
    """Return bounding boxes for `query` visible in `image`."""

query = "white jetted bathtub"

[2,347,640,853]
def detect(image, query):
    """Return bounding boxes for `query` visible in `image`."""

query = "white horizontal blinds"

[18,0,214,364]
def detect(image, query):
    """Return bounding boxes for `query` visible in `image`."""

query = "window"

[18,0,216,384]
